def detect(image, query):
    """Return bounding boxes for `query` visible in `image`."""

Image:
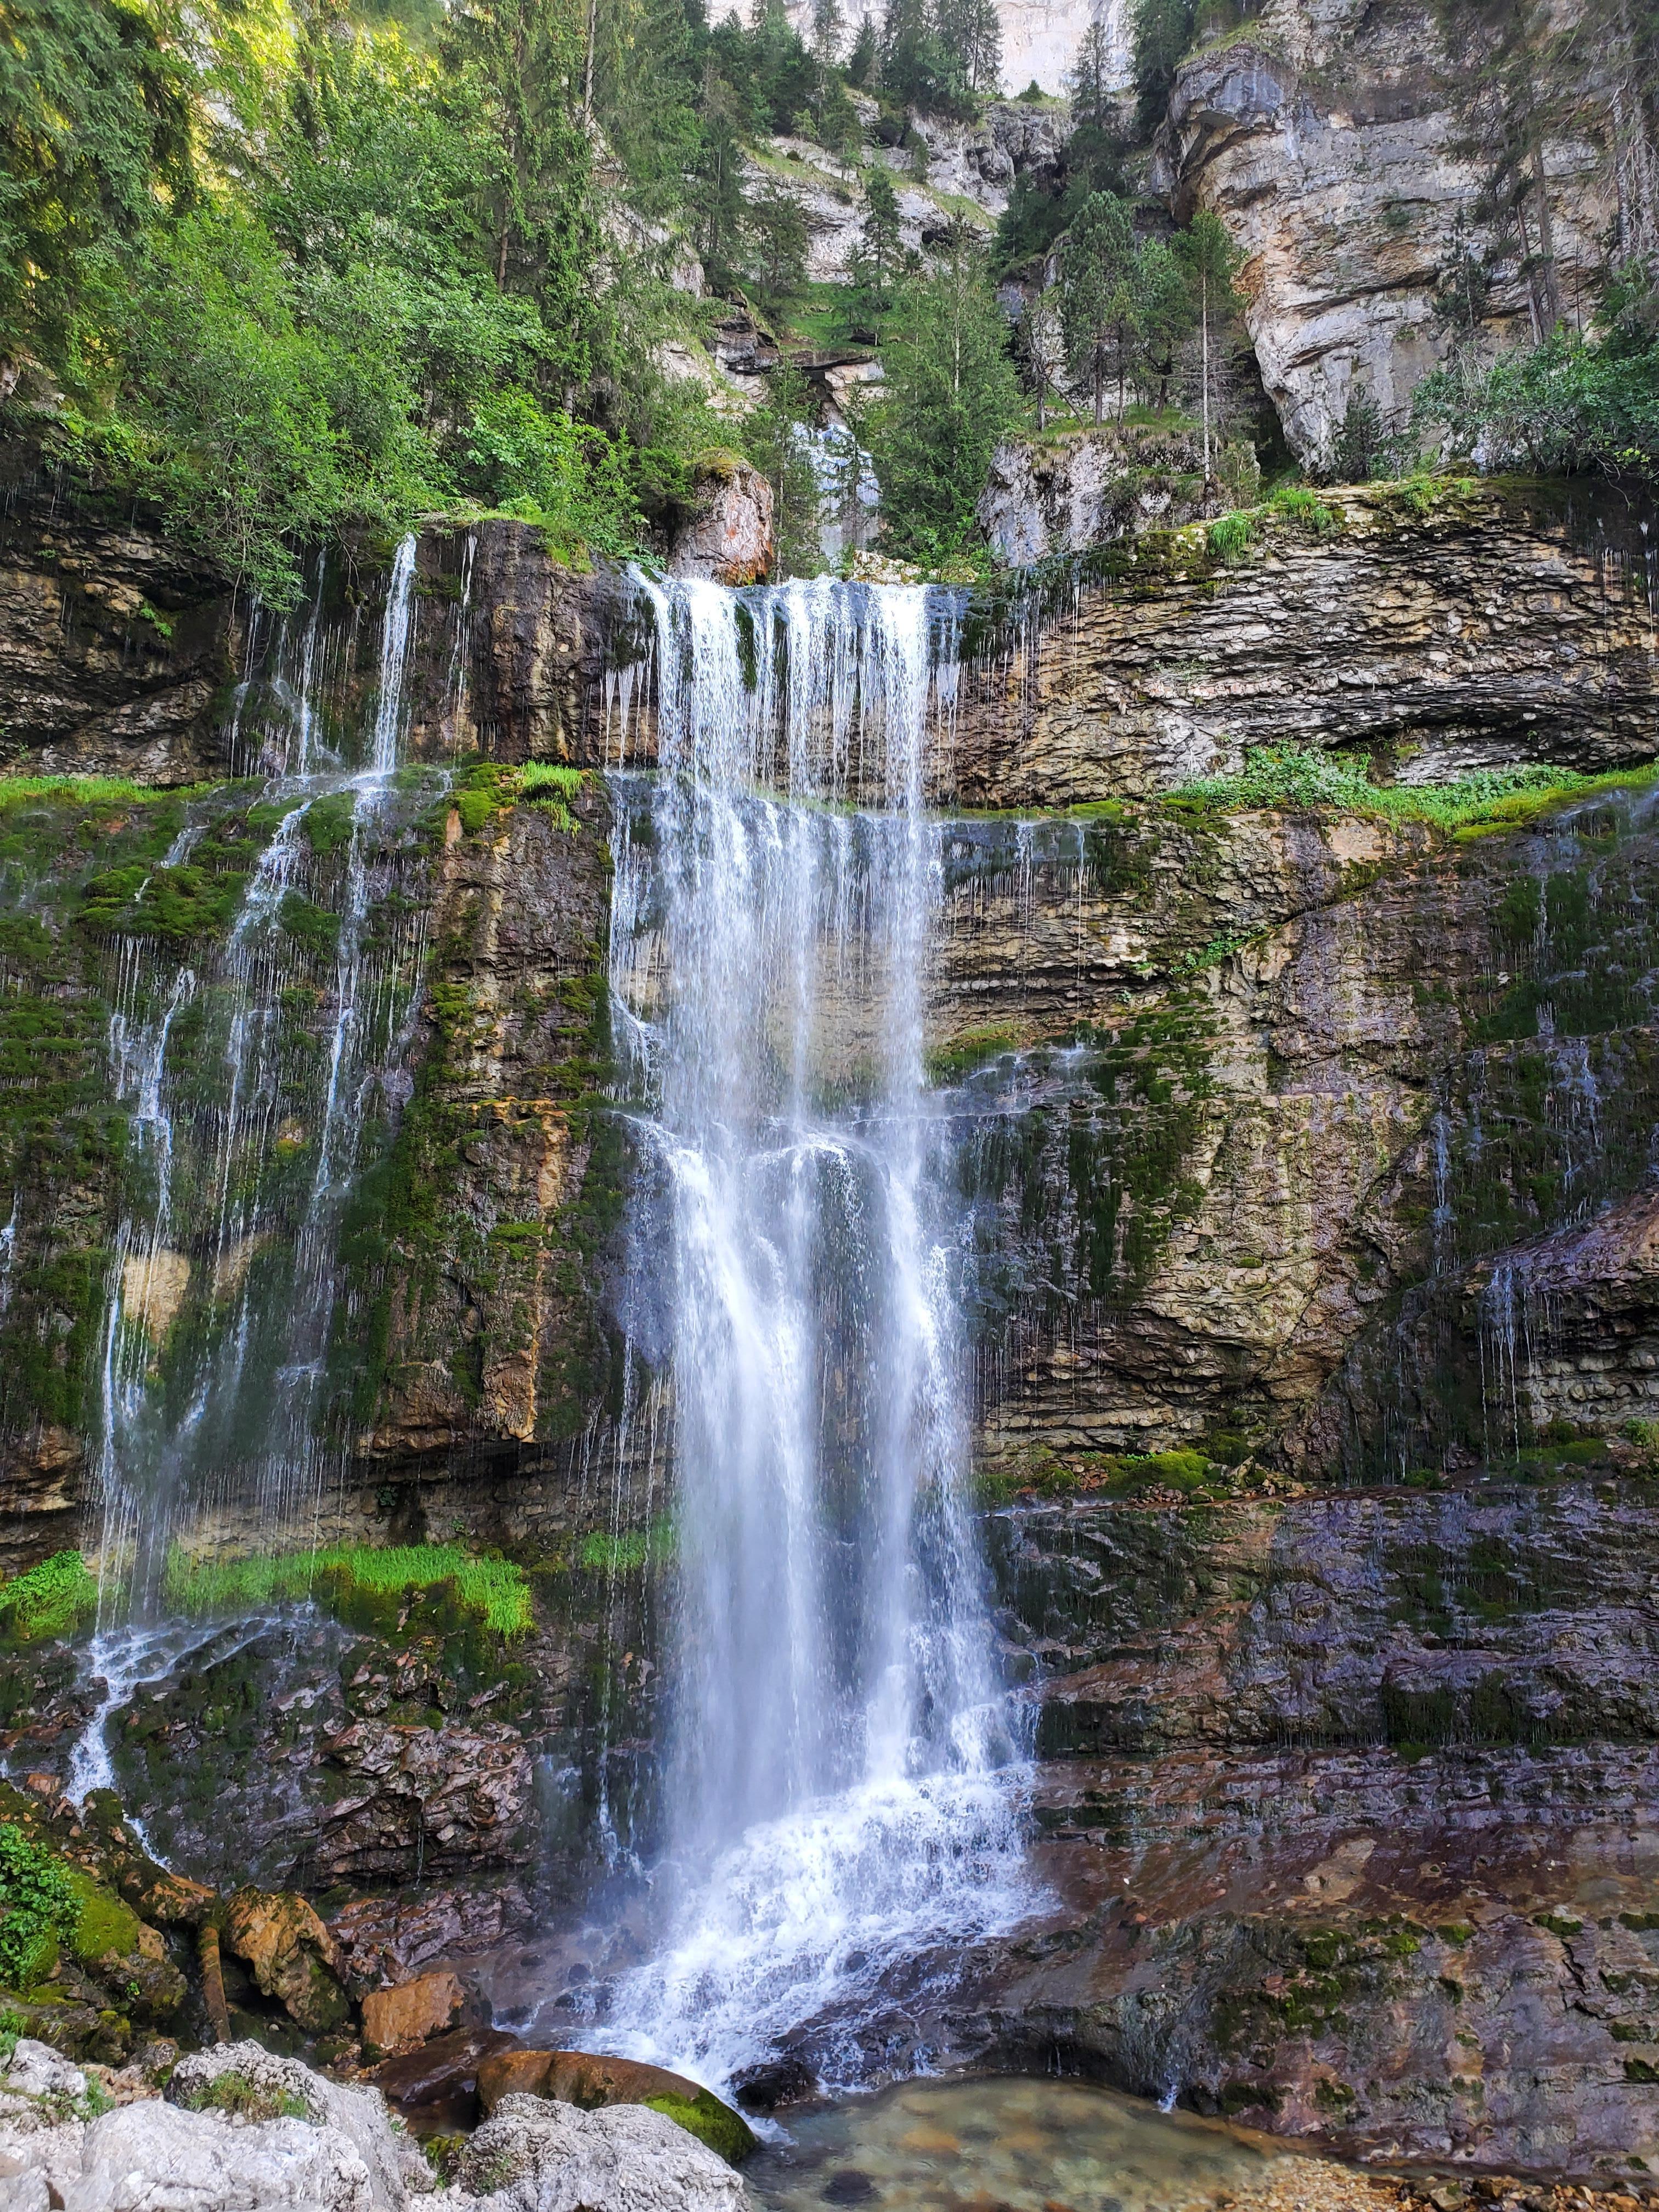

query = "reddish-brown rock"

[359,1969,472,2059]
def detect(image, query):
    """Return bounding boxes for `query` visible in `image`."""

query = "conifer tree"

[1058,188,1135,423]
[1172,207,1241,472]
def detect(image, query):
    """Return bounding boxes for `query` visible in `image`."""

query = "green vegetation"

[181,2073,311,2123]
[1170,746,1659,833]
[579,1520,675,1573]
[0,1551,98,1644]
[643,2088,759,2165]
[0,1824,81,1985]
[1414,315,1659,485]
[866,234,1023,567]
[980,1444,1221,1504]
[161,1542,534,1638]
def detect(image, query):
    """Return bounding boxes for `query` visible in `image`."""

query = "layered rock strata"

[953,483,1659,804]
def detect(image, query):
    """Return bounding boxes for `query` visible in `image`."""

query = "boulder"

[452,2092,750,2212]
[371,2025,518,2131]
[361,1969,475,2059]
[476,2050,757,2164]
[223,1886,351,2032]
[168,2041,432,2209]
[666,455,773,585]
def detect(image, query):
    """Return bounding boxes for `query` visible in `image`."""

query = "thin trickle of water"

[91,535,439,1614]
[591,572,1029,2089]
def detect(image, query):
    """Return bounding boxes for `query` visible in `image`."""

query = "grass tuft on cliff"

[162,1542,533,1639]
[0,1551,98,1644]
[1170,747,1659,833]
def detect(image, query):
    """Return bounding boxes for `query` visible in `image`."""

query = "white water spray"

[590,573,1029,2086]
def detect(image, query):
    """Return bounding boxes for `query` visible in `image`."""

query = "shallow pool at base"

[747,2076,1283,2212]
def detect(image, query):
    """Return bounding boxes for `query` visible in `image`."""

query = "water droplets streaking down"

[589,572,1031,2090]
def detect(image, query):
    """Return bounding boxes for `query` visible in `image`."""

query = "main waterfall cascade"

[89,536,443,1618]
[584,573,1032,2085]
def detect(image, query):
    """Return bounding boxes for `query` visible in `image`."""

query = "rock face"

[667,455,774,585]
[736,103,1069,282]
[1154,1,1623,461]
[953,483,1659,804]
[977,426,1216,567]
[0,459,240,785]
[897,1483,1659,2175]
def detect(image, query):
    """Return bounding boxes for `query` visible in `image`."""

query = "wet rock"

[315,1717,535,1882]
[331,1886,531,1996]
[452,2091,750,2212]
[729,2052,816,2113]
[370,2025,518,2132]
[476,2051,758,2165]
[361,1970,477,2059]
[667,455,774,586]
[369,2026,520,2132]
[222,1887,351,2033]
[0,458,239,787]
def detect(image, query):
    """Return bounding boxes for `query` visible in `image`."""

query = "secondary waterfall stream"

[88,535,438,1622]
[591,574,1031,2086]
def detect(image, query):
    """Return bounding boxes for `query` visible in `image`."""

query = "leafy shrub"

[0,1550,98,1643]
[1413,318,1659,483]
[0,1825,82,1987]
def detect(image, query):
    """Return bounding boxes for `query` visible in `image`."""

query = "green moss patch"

[1172,744,1659,834]
[162,1542,533,1638]
[642,2089,758,2165]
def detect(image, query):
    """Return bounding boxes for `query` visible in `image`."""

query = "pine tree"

[1129,0,1193,138]
[1066,18,1114,131]
[1058,188,1135,424]
[846,9,877,83]
[1172,208,1241,472]
[868,230,1022,560]
[810,0,846,65]
[442,0,602,391]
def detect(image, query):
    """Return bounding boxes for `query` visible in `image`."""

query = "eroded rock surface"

[954,484,1659,804]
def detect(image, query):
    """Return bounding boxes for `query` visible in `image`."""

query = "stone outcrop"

[666,455,774,585]
[0,460,240,785]
[1154,1,1623,462]
[1,2038,750,2212]
[737,103,1069,282]
[977,425,1216,567]
[953,483,1659,804]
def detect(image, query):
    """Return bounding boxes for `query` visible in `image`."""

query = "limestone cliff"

[1154,0,1637,462]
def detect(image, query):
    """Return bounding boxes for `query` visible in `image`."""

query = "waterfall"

[89,535,437,1616]
[592,574,1029,2087]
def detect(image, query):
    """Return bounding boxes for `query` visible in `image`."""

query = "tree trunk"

[1200,273,1211,478]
